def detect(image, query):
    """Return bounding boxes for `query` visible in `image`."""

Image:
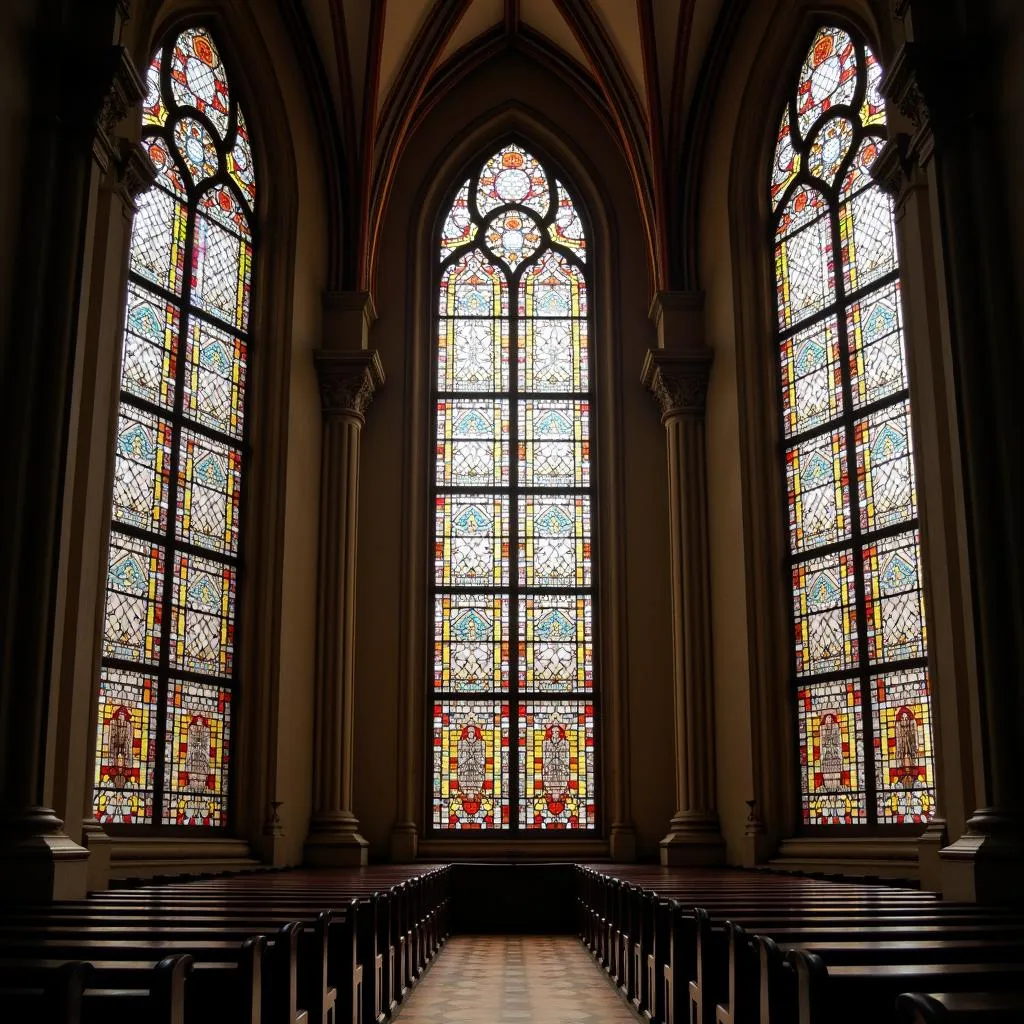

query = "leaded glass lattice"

[771,27,935,828]
[431,144,596,831]
[93,25,255,827]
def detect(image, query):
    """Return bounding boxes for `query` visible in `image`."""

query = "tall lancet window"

[431,144,596,831]
[771,27,936,827]
[92,27,256,828]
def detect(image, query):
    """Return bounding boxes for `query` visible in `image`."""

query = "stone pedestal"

[304,347,384,867]
[642,310,725,866]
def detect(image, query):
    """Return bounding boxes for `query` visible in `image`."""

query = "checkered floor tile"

[392,935,640,1023]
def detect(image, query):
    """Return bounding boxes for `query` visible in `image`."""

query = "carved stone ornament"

[313,350,385,418]
[641,348,714,419]
[869,133,921,213]
[97,45,145,140]
[111,137,157,211]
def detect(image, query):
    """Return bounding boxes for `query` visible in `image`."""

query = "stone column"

[886,4,1024,902]
[642,293,724,865]
[0,1,137,902]
[304,344,384,866]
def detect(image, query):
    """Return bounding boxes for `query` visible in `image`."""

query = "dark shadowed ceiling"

[290,0,733,290]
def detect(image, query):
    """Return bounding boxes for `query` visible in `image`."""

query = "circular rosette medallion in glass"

[174,116,220,185]
[484,210,542,271]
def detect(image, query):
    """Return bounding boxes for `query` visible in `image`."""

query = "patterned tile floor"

[393,935,640,1023]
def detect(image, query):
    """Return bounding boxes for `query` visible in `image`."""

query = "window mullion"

[508,270,521,831]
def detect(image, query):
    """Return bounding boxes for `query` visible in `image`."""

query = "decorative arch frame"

[391,105,634,857]
[426,136,599,835]
[722,0,967,865]
[78,0,311,863]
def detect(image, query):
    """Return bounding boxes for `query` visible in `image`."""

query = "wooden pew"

[0,907,347,1024]
[0,956,195,1024]
[0,947,259,1024]
[788,949,1024,1024]
[896,991,1024,1022]
[715,913,1024,1024]
[0,931,275,1024]
[574,864,1024,1024]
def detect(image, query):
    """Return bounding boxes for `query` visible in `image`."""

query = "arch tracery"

[430,142,597,832]
[92,24,256,830]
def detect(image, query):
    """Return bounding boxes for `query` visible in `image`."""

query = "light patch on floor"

[393,935,640,1023]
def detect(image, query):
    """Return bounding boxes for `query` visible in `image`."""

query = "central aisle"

[394,935,640,1023]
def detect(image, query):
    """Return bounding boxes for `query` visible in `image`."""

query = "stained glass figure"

[518,702,595,828]
[162,679,231,826]
[93,26,255,827]
[93,669,157,824]
[433,701,510,828]
[797,677,866,824]
[432,145,595,831]
[772,28,935,828]
[871,669,935,823]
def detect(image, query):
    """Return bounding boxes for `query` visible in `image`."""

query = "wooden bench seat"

[0,931,280,1024]
[788,950,1024,1024]
[896,991,1024,1022]
[0,909,347,1024]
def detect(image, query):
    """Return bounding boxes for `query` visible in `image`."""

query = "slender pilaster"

[643,292,724,865]
[885,5,1024,902]
[0,1,137,902]
[304,346,384,866]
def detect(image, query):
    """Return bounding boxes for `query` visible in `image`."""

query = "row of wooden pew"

[576,864,1024,1024]
[0,864,451,1024]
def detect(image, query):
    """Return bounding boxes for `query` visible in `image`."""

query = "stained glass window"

[771,27,936,827]
[431,144,596,831]
[92,26,255,828]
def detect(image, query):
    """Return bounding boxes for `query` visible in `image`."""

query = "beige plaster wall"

[248,0,325,866]
[355,50,675,859]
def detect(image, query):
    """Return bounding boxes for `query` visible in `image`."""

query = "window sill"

[417,836,610,860]
[108,835,260,881]
[769,835,920,880]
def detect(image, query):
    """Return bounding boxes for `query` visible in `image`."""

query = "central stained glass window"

[431,144,596,830]
[770,26,936,827]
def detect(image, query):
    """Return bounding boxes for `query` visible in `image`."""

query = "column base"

[660,813,726,866]
[916,817,947,893]
[304,812,369,867]
[940,808,1024,904]
[609,822,637,862]
[390,821,419,862]
[0,807,89,902]
[81,819,112,892]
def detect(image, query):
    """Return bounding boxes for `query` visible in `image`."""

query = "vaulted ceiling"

[290,0,733,293]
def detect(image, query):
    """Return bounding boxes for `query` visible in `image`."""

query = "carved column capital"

[91,44,146,171]
[880,43,935,168]
[105,137,157,214]
[641,348,714,420]
[313,350,385,419]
